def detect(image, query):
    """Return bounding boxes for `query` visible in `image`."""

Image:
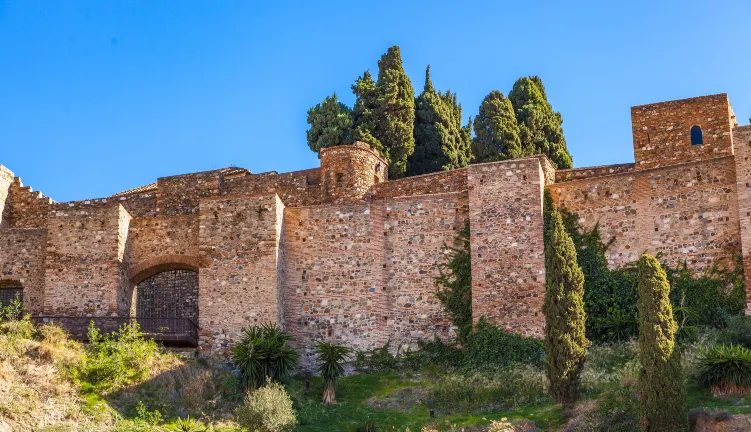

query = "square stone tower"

[631,93,737,170]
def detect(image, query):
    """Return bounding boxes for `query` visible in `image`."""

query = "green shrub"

[353,343,400,373]
[435,220,473,345]
[0,295,24,321]
[81,321,161,393]
[0,315,34,339]
[236,379,297,432]
[697,344,751,396]
[231,324,299,390]
[637,254,687,432]
[588,387,640,432]
[403,338,464,371]
[429,365,549,414]
[719,315,751,348]
[467,319,545,368]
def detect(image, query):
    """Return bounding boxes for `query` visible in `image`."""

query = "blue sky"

[1,1,749,202]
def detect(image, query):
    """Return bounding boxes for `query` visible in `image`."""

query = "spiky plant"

[313,341,352,404]
[231,324,299,391]
[698,344,751,396]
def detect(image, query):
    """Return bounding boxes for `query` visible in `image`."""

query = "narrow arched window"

[691,125,703,145]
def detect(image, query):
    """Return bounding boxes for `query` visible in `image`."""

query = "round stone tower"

[320,141,388,203]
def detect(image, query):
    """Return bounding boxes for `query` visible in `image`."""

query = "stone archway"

[135,269,198,322]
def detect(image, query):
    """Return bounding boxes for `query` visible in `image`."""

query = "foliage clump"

[81,321,164,393]
[467,319,545,368]
[306,93,353,153]
[408,65,471,175]
[636,253,687,432]
[435,219,473,344]
[231,324,299,390]
[697,344,751,396]
[471,90,522,163]
[236,379,297,432]
[543,209,589,405]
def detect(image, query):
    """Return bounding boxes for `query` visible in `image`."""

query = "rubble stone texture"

[1,94,750,358]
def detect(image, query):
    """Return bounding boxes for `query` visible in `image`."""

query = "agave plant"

[231,324,299,390]
[313,341,352,404]
[697,344,751,396]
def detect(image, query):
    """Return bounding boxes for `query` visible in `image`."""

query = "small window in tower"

[336,173,344,186]
[691,125,703,145]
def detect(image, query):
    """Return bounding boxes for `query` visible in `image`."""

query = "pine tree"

[408,65,471,176]
[508,76,573,169]
[471,90,522,163]
[306,93,353,154]
[351,70,384,155]
[636,254,688,432]
[375,46,415,179]
[543,210,589,405]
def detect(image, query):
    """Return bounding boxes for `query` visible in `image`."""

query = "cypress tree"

[375,46,415,179]
[351,70,384,155]
[408,65,471,176]
[471,90,522,163]
[508,76,573,169]
[306,93,353,154]
[543,210,589,405]
[636,254,688,432]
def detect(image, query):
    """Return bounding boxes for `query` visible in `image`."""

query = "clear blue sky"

[2,1,749,202]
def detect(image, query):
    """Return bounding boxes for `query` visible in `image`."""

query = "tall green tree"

[375,46,416,179]
[306,93,353,154]
[408,65,472,176]
[471,90,522,163]
[543,210,589,406]
[351,70,384,155]
[637,254,688,432]
[508,76,573,169]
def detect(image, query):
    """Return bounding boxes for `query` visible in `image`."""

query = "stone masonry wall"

[468,158,547,337]
[555,163,635,183]
[158,171,222,217]
[549,156,740,271]
[127,216,200,266]
[371,168,468,200]
[383,192,468,347]
[44,203,130,316]
[0,228,47,313]
[732,125,751,309]
[632,94,735,170]
[320,142,388,204]
[198,194,284,354]
[221,169,323,207]
[9,178,53,229]
[282,203,387,363]
[0,166,13,228]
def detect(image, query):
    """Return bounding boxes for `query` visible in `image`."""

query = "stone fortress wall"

[1,94,749,359]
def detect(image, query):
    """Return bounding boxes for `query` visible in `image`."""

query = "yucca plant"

[698,344,751,396]
[231,324,299,390]
[313,341,352,404]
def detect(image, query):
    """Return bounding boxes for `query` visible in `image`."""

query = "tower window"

[691,125,703,145]
[335,173,344,186]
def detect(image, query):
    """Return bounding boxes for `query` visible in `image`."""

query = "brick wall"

[0,166,12,228]
[282,203,387,362]
[320,142,388,204]
[549,156,741,271]
[732,125,751,310]
[468,158,547,337]
[158,171,223,216]
[44,203,130,316]
[9,178,52,229]
[0,228,47,313]
[198,194,285,354]
[371,169,468,200]
[383,192,468,347]
[632,94,735,170]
